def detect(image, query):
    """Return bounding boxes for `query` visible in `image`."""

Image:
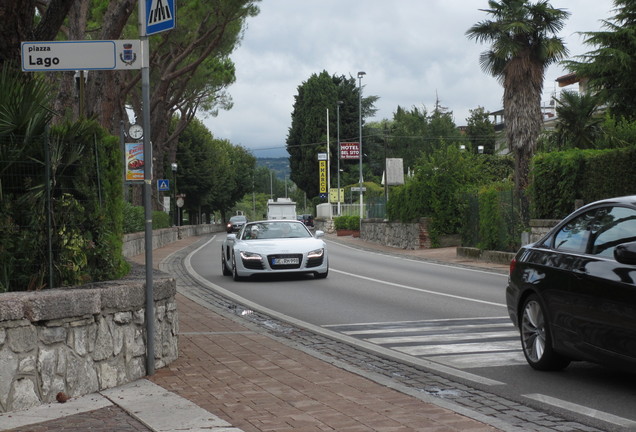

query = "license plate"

[273,257,299,265]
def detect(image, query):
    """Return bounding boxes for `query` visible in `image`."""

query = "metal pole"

[336,101,342,216]
[139,0,155,376]
[326,108,331,219]
[358,71,366,219]
[45,128,53,290]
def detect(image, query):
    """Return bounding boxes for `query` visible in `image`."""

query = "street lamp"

[336,100,343,216]
[171,163,178,226]
[357,71,366,219]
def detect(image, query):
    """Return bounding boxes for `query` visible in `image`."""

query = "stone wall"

[528,219,559,244]
[360,219,427,250]
[0,271,177,413]
[122,224,224,258]
[0,224,228,414]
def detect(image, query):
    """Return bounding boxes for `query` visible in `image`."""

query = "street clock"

[128,124,143,140]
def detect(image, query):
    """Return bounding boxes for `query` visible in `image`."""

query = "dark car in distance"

[506,195,636,372]
[226,215,247,233]
[297,214,314,227]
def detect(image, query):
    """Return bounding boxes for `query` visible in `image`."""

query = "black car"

[297,214,314,227]
[506,195,636,371]
[226,215,247,233]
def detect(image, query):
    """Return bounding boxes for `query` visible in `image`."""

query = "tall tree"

[286,71,377,199]
[176,118,256,223]
[565,0,636,120]
[466,0,569,221]
[0,0,76,66]
[4,0,260,196]
[465,107,496,154]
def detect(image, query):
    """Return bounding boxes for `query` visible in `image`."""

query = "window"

[590,207,636,257]
[554,209,596,253]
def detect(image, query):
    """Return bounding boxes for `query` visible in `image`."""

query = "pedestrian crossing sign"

[145,0,175,36]
[157,179,170,191]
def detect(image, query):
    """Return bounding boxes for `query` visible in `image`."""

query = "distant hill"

[257,157,290,180]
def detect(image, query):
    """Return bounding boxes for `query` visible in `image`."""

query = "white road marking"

[331,268,507,307]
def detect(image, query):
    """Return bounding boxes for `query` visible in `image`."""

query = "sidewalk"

[1,234,504,432]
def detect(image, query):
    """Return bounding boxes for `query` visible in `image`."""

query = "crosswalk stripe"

[326,317,526,369]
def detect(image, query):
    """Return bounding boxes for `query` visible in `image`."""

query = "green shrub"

[154,210,171,229]
[334,215,359,230]
[123,203,144,233]
[123,202,172,233]
[530,147,636,219]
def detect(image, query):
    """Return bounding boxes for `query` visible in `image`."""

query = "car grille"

[306,255,324,268]
[268,254,303,270]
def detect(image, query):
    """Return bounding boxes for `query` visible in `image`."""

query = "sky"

[201,0,616,158]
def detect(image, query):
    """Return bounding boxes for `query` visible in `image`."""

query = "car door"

[575,205,636,362]
[535,208,597,351]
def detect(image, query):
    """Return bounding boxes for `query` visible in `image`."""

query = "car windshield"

[240,222,312,240]
[230,216,246,223]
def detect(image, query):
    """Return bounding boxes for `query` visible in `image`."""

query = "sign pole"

[139,0,155,376]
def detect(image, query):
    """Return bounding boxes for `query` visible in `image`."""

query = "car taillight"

[509,258,517,275]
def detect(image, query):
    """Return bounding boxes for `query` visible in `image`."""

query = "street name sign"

[21,40,142,72]
[144,0,176,36]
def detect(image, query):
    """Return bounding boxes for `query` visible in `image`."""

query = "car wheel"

[221,248,231,276]
[231,252,242,281]
[520,294,570,371]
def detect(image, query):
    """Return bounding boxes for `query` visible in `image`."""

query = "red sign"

[340,142,360,160]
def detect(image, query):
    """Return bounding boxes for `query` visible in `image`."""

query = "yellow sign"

[330,188,344,203]
[319,160,327,193]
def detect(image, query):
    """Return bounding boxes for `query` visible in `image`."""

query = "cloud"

[202,0,614,157]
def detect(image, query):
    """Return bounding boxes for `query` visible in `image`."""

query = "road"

[188,234,636,432]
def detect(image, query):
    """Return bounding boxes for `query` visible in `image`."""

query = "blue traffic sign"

[145,0,175,36]
[157,179,170,191]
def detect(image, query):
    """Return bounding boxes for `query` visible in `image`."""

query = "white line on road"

[331,268,507,308]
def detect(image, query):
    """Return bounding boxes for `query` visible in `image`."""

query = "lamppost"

[171,163,178,226]
[336,100,343,216]
[357,71,366,219]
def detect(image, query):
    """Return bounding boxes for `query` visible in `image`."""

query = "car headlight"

[240,251,262,261]
[308,248,324,258]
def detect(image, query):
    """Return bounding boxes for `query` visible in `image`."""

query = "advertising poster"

[340,142,360,159]
[125,142,145,182]
[319,160,327,194]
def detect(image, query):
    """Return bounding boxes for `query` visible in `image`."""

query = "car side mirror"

[614,241,636,265]
[314,230,324,238]
[227,233,237,241]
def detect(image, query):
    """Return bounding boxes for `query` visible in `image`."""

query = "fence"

[0,132,121,292]
[318,198,387,220]
[461,188,523,252]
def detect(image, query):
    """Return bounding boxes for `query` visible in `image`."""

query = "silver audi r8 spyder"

[221,220,328,281]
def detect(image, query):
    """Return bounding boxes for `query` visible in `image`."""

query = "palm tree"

[466,0,570,221]
[552,90,604,150]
